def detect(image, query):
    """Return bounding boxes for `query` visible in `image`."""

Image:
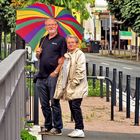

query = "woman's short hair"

[66,35,79,43]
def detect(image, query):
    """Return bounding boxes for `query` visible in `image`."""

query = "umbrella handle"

[39,36,46,48]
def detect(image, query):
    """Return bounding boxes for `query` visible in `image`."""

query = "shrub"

[21,129,37,140]
[88,79,106,96]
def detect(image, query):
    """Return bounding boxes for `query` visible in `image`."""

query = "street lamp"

[136,33,139,61]
[91,12,96,40]
[107,0,114,55]
[90,4,96,41]
[109,13,112,54]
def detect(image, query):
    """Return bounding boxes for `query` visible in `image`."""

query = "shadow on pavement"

[42,129,140,140]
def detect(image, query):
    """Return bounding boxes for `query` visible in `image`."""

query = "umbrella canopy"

[16,2,84,51]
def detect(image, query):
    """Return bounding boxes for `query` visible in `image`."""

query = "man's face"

[45,19,58,35]
[66,37,78,52]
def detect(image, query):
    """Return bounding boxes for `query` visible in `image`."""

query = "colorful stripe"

[16,17,45,24]
[28,2,53,16]
[16,2,84,51]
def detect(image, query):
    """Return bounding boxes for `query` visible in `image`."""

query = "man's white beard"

[49,29,57,34]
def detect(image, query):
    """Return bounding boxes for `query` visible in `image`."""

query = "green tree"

[107,0,140,36]
[0,0,12,58]
[31,0,95,21]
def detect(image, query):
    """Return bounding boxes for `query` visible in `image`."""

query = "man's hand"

[36,47,42,59]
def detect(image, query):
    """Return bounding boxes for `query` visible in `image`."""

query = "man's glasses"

[45,24,57,27]
[67,42,77,44]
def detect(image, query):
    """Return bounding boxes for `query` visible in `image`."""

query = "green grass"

[88,79,106,97]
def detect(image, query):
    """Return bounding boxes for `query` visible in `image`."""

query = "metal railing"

[21,60,140,127]
[0,50,26,140]
[25,60,39,125]
[86,63,140,125]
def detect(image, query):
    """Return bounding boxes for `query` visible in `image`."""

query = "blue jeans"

[36,76,63,130]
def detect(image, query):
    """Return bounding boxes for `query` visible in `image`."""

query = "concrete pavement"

[42,129,140,140]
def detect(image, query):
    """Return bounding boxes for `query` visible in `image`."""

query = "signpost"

[101,18,109,54]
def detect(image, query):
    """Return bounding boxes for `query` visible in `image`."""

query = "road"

[85,53,140,97]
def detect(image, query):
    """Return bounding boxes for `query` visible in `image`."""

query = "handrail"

[0,50,26,140]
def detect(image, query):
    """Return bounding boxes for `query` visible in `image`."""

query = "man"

[54,35,88,138]
[36,18,67,135]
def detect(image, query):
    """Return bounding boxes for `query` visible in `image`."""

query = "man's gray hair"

[66,35,79,43]
[45,18,58,25]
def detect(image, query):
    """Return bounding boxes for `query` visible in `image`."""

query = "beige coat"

[54,48,88,100]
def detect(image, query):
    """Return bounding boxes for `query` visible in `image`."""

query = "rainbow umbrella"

[16,2,84,51]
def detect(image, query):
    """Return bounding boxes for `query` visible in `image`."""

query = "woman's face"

[66,38,78,52]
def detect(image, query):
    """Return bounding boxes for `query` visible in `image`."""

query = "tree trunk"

[0,30,2,60]
[4,31,7,58]
[16,34,25,49]
[11,32,16,53]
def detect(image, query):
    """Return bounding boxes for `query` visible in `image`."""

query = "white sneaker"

[68,129,85,138]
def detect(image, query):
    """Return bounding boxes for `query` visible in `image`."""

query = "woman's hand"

[58,57,64,64]
[50,71,58,77]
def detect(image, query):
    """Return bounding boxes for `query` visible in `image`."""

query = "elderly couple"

[35,18,88,138]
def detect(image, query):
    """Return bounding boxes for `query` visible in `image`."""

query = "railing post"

[92,64,96,88]
[34,82,39,125]
[29,70,32,121]
[126,75,131,118]
[110,80,114,121]
[70,114,74,122]
[118,71,123,111]
[134,77,140,126]
[106,67,109,102]
[99,66,103,98]
[112,68,117,106]
[105,77,114,121]
[86,62,89,76]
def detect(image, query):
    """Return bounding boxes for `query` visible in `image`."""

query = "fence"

[25,60,39,125]
[0,50,26,140]
[86,63,140,125]
[25,61,140,127]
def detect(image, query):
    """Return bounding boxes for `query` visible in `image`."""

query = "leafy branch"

[107,0,140,36]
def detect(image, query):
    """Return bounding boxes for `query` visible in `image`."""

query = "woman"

[54,35,88,138]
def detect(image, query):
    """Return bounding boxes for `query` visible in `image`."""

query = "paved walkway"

[42,129,140,140]
[39,97,140,140]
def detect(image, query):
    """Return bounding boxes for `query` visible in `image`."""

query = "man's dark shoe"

[38,127,51,135]
[49,128,62,136]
